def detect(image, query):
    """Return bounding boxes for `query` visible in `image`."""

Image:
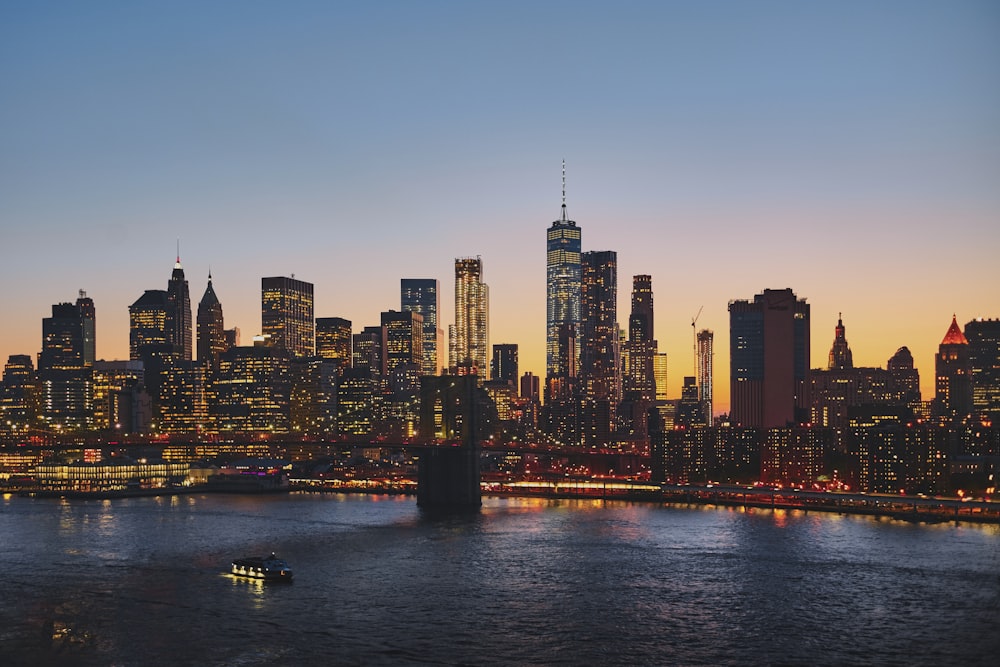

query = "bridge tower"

[416,375,482,508]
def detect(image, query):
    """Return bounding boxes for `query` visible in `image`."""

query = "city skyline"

[2,2,999,413]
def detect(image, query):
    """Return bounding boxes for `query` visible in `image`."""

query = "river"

[1,492,998,666]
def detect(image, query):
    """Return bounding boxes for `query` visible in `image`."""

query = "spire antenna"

[561,159,567,222]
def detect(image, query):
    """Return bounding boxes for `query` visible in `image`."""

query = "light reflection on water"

[0,493,998,666]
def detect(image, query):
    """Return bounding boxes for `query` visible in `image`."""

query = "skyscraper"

[401,278,443,376]
[965,318,1000,419]
[935,315,972,419]
[491,344,519,386]
[696,329,714,424]
[39,293,95,371]
[316,317,352,365]
[262,276,315,357]
[624,274,656,401]
[546,162,581,381]
[166,256,193,361]
[580,250,620,407]
[196,273,225,367]
[451,258,489,375]
[729,288,811,428]
[827,314,853,369]
[129,290,169,360]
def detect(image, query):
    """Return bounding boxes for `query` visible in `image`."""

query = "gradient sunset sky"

[2,1,998,414]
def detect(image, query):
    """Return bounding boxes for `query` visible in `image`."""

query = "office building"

[213,345,292,433]
[401,279,443,376]
[624,275,656,401]
[167,256,193,361]
[129,290,170,360]
[262,276,315,357]
[935,315,972,419]
[197,273,226,368]
[39,293,95,371]
[491,344,519,386]
[965,318,1000,419]
[697,329,714,424]
[316,317,352,365]
[729,288,811,428]
[546,162,581,381]
[451,258,489,375]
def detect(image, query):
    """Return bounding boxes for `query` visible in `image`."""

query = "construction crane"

[691,306,703,378]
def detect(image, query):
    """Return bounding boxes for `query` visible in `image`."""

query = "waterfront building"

[696,329,714,424]
[262,276,315,358]
[316,317,352,367]
[729,288,811,428]
[196,273,226,368]
[761,427,832,488]
[491,344,518,386]
[401,279,443,376]
[166,256,193,361]
[1,355,39,433]
[965,318,1000,419]
[451,258,489,376]
[934,315,972,419]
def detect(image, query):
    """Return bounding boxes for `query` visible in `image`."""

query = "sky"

[2,1,998,415]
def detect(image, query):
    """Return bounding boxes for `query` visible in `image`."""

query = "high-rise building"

[316,317,352,365]
[697,329,714,424]
[129,290,170,360]
[624,275,656,401]
[729,288,811,428]
[381,311,424,375]
[401,279,443,376]
[196,273,226,368]
[935,315,972,419]
[451,258,489,375]
[261,276,315,357]
[166,256,193,361]
[654,352,669,403]
[2,355,39,433]
[213,345,292,433]
[965,318,1000,419]
[546,163,581,381]
[491,344,519,386]
[580,251,620,405]
[38,294,96,432]
[39,293,95,371]
[353,325,386,378]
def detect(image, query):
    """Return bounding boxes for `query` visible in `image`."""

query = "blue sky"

[2,1,998,411]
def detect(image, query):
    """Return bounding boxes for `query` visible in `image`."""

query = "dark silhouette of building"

[167,256,193,361]
[828,314,853,370]
[38,294,96,431]
[491,344,518,386]
[129,290,170,360]
[729,288,811,428]
[401,278,442,376]
[417,375,483,508]
[935,315,972,419]
[262,276,315,357]
[197,272,226,368]
[2,354,39,433]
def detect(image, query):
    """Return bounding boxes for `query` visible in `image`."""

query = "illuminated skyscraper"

[827,314,853,369]
[129,290,169,360]
[697,329,713,424]
[401,279,443,376]
[39,293,95,371]
[167,256,193,361]
[654,353,669,402]
[624,275,657,401]
[546,162,581,380]
[316,317,352,365]
[196,273,226,368]
[261,276,315,358]
[580,251,619,399]
[965,318,1000,419]
[451,258,489,375]
[729,288,810,428]
[935,315,972,419]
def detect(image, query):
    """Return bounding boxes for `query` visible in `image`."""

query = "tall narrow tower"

[546,161,581,381]
[696,329,714,424]
[401,278,443,376]
[451,258,489,375]
[197,272,226,368]
[625,275,657,401]
[166,253,193,361]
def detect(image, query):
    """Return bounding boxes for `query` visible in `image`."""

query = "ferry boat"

[231,553,293,581]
